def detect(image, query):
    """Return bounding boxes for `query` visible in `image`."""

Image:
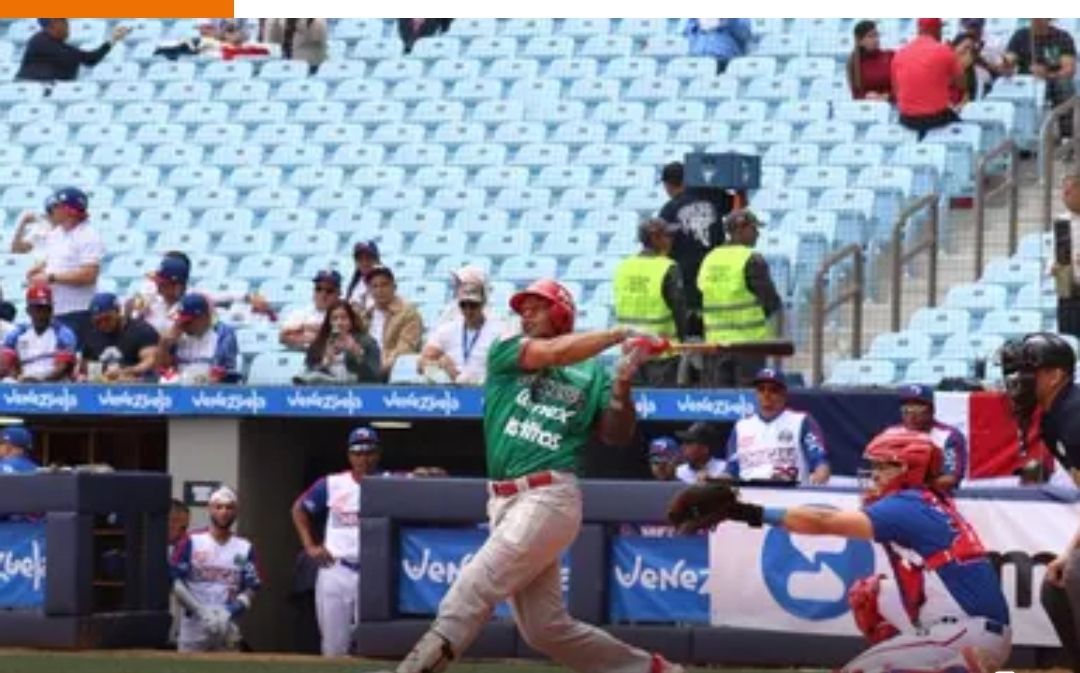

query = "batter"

[385,278,684,673]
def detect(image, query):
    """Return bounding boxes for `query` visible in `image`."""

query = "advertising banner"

[609,534,709,623]
[0,522,46,609]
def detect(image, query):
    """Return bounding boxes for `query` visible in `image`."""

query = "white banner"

[708,488,1080,646]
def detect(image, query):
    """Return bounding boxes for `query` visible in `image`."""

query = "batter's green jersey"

[483,335,612,480]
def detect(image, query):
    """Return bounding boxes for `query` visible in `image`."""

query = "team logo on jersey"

[233,554,246,567]
[760,506,875,621]
[777,429,794,443]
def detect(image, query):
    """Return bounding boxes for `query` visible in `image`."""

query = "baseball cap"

[89,292,120,316]
[648,437,680,463]
[364,264,395,284]
[675,422,712,445]
[353,240,380,259]
[458,284,485,305]
[899,384,934,407]
[37,19,53,28]
[917,18,943,33]
[960,18,986,29]
[660,161,684,185]
[50,187,88,213]
[26,283,52,306]
[154,257,190,285]
[753,367,788,390]
[208,485,237,505]
[312,269,342,289]
[348,426,380,452]
[177,293,210,322]
[451,265,488,288]
[0,426,32,452]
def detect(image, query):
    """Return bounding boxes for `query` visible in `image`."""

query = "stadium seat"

[939,333,1006,362]
[248,352,306,385]
[945,283,1008,318]
[824,359,897,387]
[280,230,339,257]
[153,229,210,255]
[199,209,256,236]
[980,309,1043,339]
[450,209,510,235]
[291,167,346,193]
[236,254,294,281]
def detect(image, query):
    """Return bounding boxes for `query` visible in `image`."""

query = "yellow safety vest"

[698,245,770,344]
[613,254,677,342]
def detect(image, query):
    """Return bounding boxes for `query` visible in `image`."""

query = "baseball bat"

[667,340,795,357]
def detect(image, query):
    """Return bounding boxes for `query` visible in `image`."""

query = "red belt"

[489,471,556,497]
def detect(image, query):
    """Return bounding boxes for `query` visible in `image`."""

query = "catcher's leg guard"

[395,630,455,673]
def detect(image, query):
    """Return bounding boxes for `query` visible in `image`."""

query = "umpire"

[1003,333,1080,668]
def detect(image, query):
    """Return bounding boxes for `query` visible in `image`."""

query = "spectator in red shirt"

[846,20,893,100]
[892,18,973,140]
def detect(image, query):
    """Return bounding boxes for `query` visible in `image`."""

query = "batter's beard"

[210,514,236,532]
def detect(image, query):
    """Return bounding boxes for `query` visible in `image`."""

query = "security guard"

[697,209,781,387]
[1002,333,1080,669]
[612,218,688,386]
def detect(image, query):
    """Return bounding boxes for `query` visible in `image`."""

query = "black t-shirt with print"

[82,318,160,366]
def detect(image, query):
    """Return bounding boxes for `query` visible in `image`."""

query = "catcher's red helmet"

[861,429,943,502]
[509,279,576,335]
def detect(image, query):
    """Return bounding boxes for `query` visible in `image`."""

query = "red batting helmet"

[861,429,942,503]
[509,279,576,335]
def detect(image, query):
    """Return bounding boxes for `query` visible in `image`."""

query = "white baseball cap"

[208,485,238,505]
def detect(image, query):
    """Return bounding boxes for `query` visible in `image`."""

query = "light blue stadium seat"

[428,58,481,83]
[714,100,767,128]
[390,78,444,104]
[625,77,680,104]
[274,79,327,105]
[598,165,654,190]
[524,100,586,126]
[280,229,339,257]
[314,60,368,86]
[145,61,195,83]
[112,185,172,212]
[101,229,147,254]
[763,143,819,172]
[653,100,707,125]
[867,330,933,366]
[268,144,325,167]
[100,81,153,104]
[833,100,893,130]
[135,207,193,235]
[369,123,424,147]
[577,144,630,169]
[386,354,425,385]
[481,55,538,82]
[412,100,465,127]
[227,166,282,193]
[522,35,574,63]
[727,57,777,82]
[330,144,385,168]
[866,122,919,150]
[672,121,730,146]
[817,188,876,246]
[566,78,619,104]
[88,61,140,83]
[561,18,611,40]
[262,208,318,235]
[808,33,855,59]
[518,209,574,234]
[550,121,607,148]
[856,166,916,234]
[430,187,485,212]
[637,143,693,167]
[944,283,1008,319]
[195,209,254,237]
[492,121,547,147]
[618,187,663,214]
[1017,232,1052,261]
[448,78,503,103]
[105,253,158,281]
[349,165,404,190]
[903,360,971,385]
[409,36,461,62]
[83,185,115,209]
[153,229,211,255]
[493,187,551,212]
[202,60,253,83]
[908,307,971,344]
[427,122,481,148]
[761,166,786,188]
[353,230,406,257]
[772,100,830,128]
[613,122,670,148]
[806,76,849,102]
[564,255,619,282]
[757,231,799,295]
[790,166,849,197]
[410,231,468,257]
[0,146,25,166]
[433,254,495,279]
[736,121,794,145]
[71,122,126,149]
[86,142,142,169]
[536,166,590,191]
[618,18,668,38]
[158,80,211,105]
[558,188,615,213]
[147,144,203,168]
[16,121,67,147]
[413,166,466,191]
[223,228,277,261]
[218,80,272,106]
[8,101,56,125]
[182,186,237,212]
[473,167,529,192]
[509,144,569,170]
[324,208,379,235]
[176,102,229,128]
[579,35,633,62]
[497,255,560,284]
[105,165,160,190]
[923,123,982,196]
[398,280,447,308]
[939,333,1005,362]
[474,230,531,257]
[892,143,948,195]
[332,79,385,103]
[502,18,553,37]
[986,75,1044,149]
[0,83,45,107]
[307,123,362,147]
[980,309,1043,339]
[790,17,842,35]
[0,186,46,212]
[58,101,110,127]
[982,258,1041,293]
[86,207,129,234]
[248,352,306,385]
[827,143,885,172]
[1013,282,1056,322]
[235,101,289,126]
[291,167,346,193]
[783,56,836,82]
[133,123,186,147]
[369,58,423,83]
[333,18,384,41]
[390,143,448,168]
[49,81,100,102]
[603,56,655,82]
[0,165,39,188]
[236,326,283,357]
[537,230,600,259]
[757,33,807,59]
[369,187,424,212]
[800,120,857,149]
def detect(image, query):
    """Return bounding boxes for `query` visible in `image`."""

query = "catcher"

[668,429,1011,673]
[170,486,261,652]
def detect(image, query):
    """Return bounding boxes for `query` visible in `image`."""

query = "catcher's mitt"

[666,479,763,534]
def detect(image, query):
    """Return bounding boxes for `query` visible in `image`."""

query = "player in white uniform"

[673,422,726,483]
[291,426,380,657]
[722,368,830,485]
[170,486,261,652]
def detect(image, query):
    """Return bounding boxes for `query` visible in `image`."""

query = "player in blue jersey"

[0,426,39,474]
[669,429,1011,672]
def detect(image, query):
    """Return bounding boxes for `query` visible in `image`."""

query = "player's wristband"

[762,507,787,527]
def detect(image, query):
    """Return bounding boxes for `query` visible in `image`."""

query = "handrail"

[811,244,864,386]
[890,194,940,332]
[1040,95,1080,230]
[973,140,1020,279]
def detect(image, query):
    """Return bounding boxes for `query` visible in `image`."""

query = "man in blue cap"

[648,436,681,481]
[157,294,239,384]
[0,426,39,474]
[281,269,342,351]
[15,19,130,82]
[721,368,830,485]
[82,292,160,382]
[291,426,382,657]
[882,385,967,491]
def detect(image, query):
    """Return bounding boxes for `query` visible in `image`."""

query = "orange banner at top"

[2,3,234,18]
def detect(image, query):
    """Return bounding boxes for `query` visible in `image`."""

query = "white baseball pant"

[315,560,359,656]
[842,617,1012,673]
[431,472,659,673]
[177,614,239,652]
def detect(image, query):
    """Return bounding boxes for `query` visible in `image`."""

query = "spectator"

[397,19,453,55]
[0,284,77,383]
[281,270,341,352]
[648,437,681,482]
[1005,19,1077,137]
[892,18,971,139]
[362,266,422,380]
[26,187,103,346]
[659,161,734,337]
[881,385,967,492]
[10,192,59,257]
[265,19,328,74]
[345,241,380,311]
[157,293,240,384]
[418,283,502,384]
[16,18,129,82]
[613,218,687,387]
[1054,173,1080,341]
[435,265,491,325]
[683,19,752,74]
[0,427,39,474]
[81,292,160,383]
[674,422,726,483]
[721,369,830,485]
[294,299,381,385]
[952,18,1007,101]
[697,209,782,387]
[846,20,893,100]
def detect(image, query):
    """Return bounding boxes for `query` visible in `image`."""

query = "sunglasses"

[315,286,338,294]
[459,301,482,310]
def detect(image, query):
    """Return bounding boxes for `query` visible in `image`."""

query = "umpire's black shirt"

[1040,382,1080,470]
[659,189,730,311]
[16,31,112,82]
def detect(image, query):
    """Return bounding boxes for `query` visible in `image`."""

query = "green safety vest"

[613,255,677,341]
[698,245,770,344]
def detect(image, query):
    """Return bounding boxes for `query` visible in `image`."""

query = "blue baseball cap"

[899,384,934,407]
[50,187,88,213]
[154,257,190,284]
[348,426,380,452]
[177,293,210,322]
[648,437,680,463]
[312,269,342,289]
[0,426,32,452]
[37,19,53,29]
[753,367,788,389]
[89,292,120,316]
[353,240,380,259]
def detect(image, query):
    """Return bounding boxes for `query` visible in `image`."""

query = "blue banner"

[0,522,46,609]
[397,527,569,617]
[608,534,709,624]
[0,384,759,421]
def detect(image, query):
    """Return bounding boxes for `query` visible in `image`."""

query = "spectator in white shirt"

[418,283,503,384]
[157,294,240,385]
[674,422,726,483]
[10,191,59,257]
[26,187,103,346]
[435,265,492,325]
[0,283,77,383]
[345,240,380,311]
[280,270,341,351]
